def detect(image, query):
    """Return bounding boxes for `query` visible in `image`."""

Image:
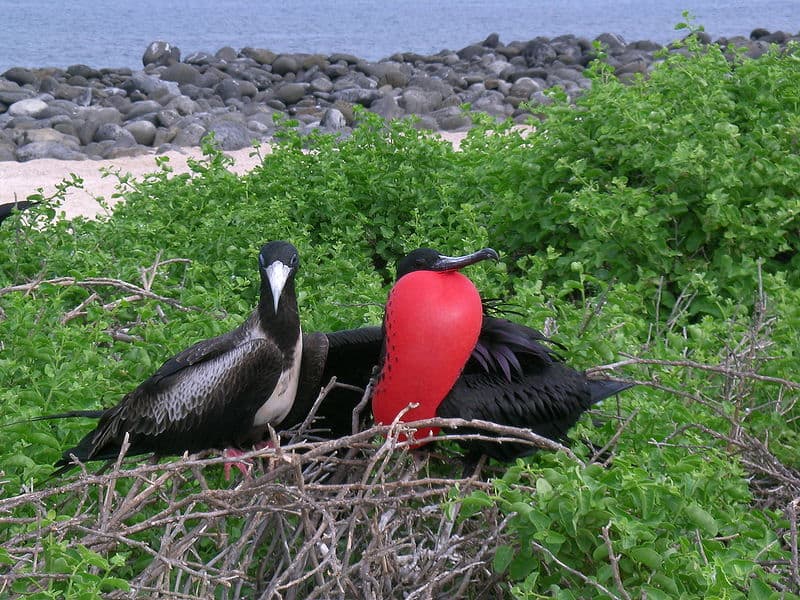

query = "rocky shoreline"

[0,28,796,162]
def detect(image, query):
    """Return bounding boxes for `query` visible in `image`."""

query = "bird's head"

[395,247,499,280]
[258,241,300,314]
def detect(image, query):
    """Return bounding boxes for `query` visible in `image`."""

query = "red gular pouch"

[372,269,484,446]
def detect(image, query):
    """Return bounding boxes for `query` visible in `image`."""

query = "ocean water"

[0,0,797,73]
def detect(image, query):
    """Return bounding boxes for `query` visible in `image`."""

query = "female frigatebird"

[288,247,632,463]
[52,241,304,477]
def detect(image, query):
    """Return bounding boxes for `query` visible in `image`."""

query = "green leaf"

[628,546,663,570]
[492,544,515,574]
[685,503,719,536]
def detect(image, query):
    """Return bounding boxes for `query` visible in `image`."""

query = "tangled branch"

[0,414,573,599]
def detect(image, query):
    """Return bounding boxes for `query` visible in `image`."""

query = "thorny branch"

[0,254,198,325]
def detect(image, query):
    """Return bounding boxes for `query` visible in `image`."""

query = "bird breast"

[253,330,303,426]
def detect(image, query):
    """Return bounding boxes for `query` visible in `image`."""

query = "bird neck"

[257,279,300,351]
[372,270,483,445]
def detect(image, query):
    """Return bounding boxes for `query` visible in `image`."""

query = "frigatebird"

[288,247,632,464]
[0,200,37,225]
[52,240,304,476]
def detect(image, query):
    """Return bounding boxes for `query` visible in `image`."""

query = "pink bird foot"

[222,447,253,481]
[222,441,277,480]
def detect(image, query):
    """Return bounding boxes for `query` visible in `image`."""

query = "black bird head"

[258,241,300,314]
[395,247,499,280]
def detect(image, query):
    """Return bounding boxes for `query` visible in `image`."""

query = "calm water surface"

[0,1,797,72]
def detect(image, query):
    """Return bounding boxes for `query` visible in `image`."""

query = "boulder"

[7,98,49,118]
[142,41,180,67]
[16,141,86,161]
[124,120,157,145]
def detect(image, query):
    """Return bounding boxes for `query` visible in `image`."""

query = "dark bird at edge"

[0,200,37,225]
[52,241,304,477]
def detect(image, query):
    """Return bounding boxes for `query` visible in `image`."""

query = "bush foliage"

[1,35,799,598]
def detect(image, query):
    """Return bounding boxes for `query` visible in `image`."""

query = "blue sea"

[0,1,797,73]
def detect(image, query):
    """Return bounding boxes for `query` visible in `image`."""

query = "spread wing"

[62,334,283,464]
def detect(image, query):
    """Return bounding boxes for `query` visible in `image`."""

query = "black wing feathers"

[55,330,283,468]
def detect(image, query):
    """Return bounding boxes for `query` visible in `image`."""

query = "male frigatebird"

[52,241,304,477]
[287,247,632,464]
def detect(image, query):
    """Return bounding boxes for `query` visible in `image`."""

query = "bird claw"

[222,441,277,480]
[222,448,253,481]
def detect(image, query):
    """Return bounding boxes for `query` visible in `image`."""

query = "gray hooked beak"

[430,247,499,272]
[264,261,292,314]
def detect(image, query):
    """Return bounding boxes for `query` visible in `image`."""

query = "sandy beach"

[0,132,468,221]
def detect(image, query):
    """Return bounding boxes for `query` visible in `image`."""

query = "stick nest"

[0,417,534,599]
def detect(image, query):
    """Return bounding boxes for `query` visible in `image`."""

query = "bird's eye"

[291,254,299,267]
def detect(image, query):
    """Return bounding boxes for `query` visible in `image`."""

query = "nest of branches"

[1,408,580,599]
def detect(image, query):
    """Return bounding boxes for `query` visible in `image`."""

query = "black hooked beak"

[430,247,499,272]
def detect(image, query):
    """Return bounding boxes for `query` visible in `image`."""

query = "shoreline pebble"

[0,29,796,163]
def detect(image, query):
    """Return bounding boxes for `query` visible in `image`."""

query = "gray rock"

[432,106,471,130]
[51,83,87,101]
[524,39,557,66]
[122,71,163,96]
[359,62,410,88]
[595,33,627,52]
[164,95,197,115]
[7,98,49,118]
[17,128,80,145]
[2,67,38,86]
[237,80,258,98]
[19,128,79,146]
[157,108,181,127]
[0,89,36,105]
[275,82,309,105]
[143,41,180,67]
[67,64,101,79]
[104,144,152,159]
[272,54,299,76]
[171,121,207,146]
[410,114,438,131]
[333,72,377,91]
[247,119,272,135]
[0,144,16,161]
[369,95,405,121]
[77,106,122,143]
[241,47,276,65]
[53,120,79,138]
[329,52,360,64]
[483,33,501,48]
[551,67,584,82]
[215,78,245,101]
[332,88,382,106]
[207,118,253,150]
[215,46,238,62]
[124,120,157,145]
[509,77,541,98]
[457,44,487,61]
[16,141,86,161]
[310,76,334,93]
[125,99,162,120]
[399,88,442,114]
[471,90,513,118]
[184,51,215,66]
[38,75,60,94]
[160,63,201,85]
[94,123,137,146]
[321,108,347,129]
[407,75,452,97]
